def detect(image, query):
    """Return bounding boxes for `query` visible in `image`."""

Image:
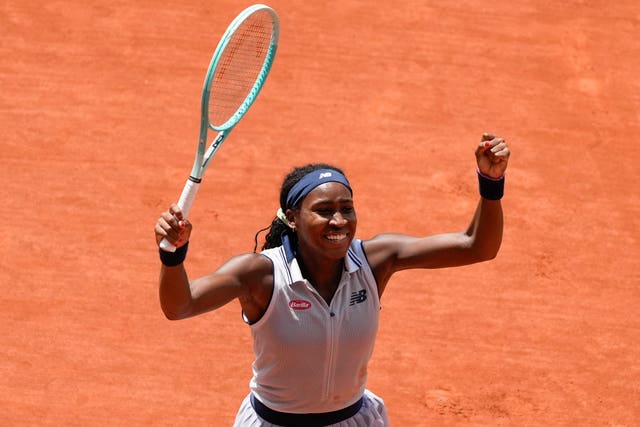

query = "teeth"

[326,234,347,241]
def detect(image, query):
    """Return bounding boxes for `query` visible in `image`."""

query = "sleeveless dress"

[233,239,390,426]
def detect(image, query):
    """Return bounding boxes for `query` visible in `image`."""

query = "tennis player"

[154,133,510,426]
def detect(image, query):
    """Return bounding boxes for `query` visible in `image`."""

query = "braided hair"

[253,163,347,252]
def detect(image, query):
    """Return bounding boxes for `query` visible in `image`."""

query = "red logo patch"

[289,300,312,310]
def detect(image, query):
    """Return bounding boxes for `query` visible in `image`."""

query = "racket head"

[202,4,280,132]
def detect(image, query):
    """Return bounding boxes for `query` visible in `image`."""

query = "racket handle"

[159,178,201,253]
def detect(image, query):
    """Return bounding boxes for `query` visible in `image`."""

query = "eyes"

[313,205,355,218]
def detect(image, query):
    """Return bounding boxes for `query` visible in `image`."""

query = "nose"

[329,211,348,226]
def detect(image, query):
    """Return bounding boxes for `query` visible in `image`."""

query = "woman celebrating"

[154,133,510,426]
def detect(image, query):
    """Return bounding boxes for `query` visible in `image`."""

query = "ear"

[285,208,296,229]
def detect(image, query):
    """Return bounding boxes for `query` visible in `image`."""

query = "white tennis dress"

[233,239,389,426]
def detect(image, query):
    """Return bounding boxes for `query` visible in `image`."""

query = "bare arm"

[364,133,510,295]
[155,205,273,321]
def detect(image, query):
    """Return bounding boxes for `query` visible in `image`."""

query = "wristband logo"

[289,300,312,310]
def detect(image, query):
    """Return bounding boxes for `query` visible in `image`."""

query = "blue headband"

[285,169,352,208]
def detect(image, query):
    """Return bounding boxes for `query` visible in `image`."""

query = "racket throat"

[200,132,228,171]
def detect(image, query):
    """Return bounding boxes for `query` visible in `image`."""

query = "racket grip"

[159,178,201,252]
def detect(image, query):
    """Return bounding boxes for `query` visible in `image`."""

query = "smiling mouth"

[325,232,348,242]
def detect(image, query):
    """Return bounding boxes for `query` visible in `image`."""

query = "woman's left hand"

[475,133,510,178]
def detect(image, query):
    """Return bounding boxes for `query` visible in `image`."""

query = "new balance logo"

[319,172,332,179]
[349,289,367,306]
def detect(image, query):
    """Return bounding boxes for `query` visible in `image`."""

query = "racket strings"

[210,11,274,127]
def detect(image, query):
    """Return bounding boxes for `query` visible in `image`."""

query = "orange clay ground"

[1,1,638,425]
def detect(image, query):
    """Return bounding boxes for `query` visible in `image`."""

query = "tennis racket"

[160,4,280,252]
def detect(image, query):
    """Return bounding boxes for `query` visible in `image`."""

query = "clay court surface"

[2,1,639,425]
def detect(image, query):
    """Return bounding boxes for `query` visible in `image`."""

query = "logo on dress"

[289,300,312,310]
[349,289,367,306]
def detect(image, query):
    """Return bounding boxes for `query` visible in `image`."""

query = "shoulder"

[210,252,273,293]
[221,253,274,322]
[361,233,417,294]
[220,252,273,278]
[362,233,414,262]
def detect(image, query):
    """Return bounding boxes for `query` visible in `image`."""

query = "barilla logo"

[319,172,332,179]
[289,300,312,310]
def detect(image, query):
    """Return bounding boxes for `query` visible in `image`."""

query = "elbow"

[476,242,501,262]
[480,250,499,262]
[162,310,182,321]
[160,302,190,321]
[468,238,502,263]
[468,251,497,264]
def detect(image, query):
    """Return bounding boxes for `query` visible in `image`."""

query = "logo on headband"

[286,169,351,208]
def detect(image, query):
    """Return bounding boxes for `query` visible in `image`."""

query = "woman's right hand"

[155,204,192,248]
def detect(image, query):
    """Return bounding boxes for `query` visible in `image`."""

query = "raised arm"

[364,133,510,295]
[154,205,273,321]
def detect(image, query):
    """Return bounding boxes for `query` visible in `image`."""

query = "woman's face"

[289,182,357,261]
